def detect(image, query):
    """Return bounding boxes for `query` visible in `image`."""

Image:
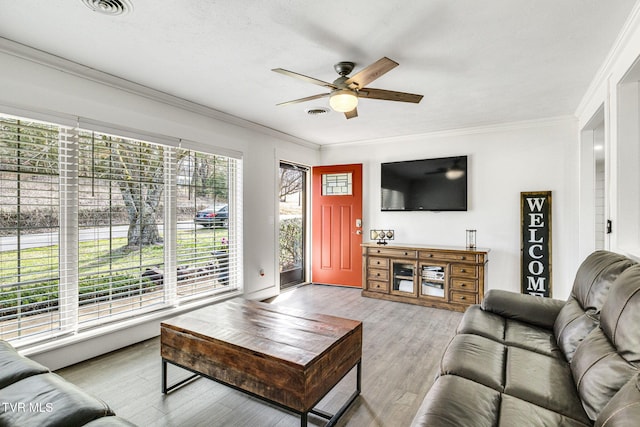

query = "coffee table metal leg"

[162,359,167,394]
[162,359,200,394]
[308,360,361,427]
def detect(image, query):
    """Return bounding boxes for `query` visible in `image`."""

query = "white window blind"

[0,112,243,345]
[0,116,62,341]
[76,130,167,326]
[174,149,240,300]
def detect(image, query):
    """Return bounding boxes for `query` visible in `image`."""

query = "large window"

[0,113,242,345]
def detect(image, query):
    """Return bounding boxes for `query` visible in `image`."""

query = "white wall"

[0,42,319,368]
[320,117,580,300]
[576,2,640,261]
[0,46,319,297]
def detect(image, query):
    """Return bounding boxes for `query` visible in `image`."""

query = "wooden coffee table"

[160,298,363,426]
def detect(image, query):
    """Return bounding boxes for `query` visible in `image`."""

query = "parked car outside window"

[194,205,228,228]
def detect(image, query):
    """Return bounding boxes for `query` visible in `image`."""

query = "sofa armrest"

[481,289,565,330]
[84,416,138,426]
[0,340,50,388]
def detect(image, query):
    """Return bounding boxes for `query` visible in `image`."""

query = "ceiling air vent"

[81,0,133,15]
[306,108,330,116]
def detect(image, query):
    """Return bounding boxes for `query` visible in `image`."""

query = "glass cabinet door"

[419,262,447,300]
[391,260,417,296]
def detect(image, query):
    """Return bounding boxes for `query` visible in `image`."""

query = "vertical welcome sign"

[521,191,552,297]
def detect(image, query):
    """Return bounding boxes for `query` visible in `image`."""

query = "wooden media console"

[361,243,489,312]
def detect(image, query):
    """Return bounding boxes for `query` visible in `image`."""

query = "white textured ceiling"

[0,0,637,145]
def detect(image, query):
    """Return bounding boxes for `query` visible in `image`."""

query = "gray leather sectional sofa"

[0,340,135,426]
[412,250,640,426]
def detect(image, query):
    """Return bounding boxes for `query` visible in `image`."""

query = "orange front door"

[311,164,363,287]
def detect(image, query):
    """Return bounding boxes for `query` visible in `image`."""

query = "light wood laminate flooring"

[57,284,462,427]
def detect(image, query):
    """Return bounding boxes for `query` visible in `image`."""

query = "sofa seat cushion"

[440,334,506,391]
[0,340,50,388]
[440,334,590,424]
[411,374,592,427]
[0,373,114,427]
[411,374,501,427]
[457,305,563,358]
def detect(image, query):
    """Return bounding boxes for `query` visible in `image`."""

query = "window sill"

[18,288,243,370]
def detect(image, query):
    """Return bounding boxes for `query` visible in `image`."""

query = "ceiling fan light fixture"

[329,89,358,113]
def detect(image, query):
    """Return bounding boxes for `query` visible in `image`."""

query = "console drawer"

[367,247,417,258]
[368,268,389,281]
[368,257,389,269]
[451,278,478,292]
[450,291,478,305]
[420,251,479,263]
[451,264,478,278]
[367,280,389,293]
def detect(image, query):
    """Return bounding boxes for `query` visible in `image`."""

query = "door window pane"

[322,172,352,195]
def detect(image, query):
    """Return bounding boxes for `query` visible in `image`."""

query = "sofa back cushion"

[554,251,636,362]
[571,265,640,421]
[600,265,640,362]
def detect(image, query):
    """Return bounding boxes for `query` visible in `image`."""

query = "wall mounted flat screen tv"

[381,155,468,211]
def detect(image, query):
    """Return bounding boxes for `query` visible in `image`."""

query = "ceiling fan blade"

[357,88,423,103]
[276,93,330,107]
[344,108,358,119]
[272,68,338,89]
[345,57,398,89]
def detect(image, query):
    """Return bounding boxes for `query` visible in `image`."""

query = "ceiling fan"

[272,57,423,119]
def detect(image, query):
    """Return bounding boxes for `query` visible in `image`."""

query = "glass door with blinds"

[279,162,307,289]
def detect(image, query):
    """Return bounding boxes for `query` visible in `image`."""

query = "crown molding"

[0,37,319,151]
[320,115,576,150]
[575,1,640,119]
